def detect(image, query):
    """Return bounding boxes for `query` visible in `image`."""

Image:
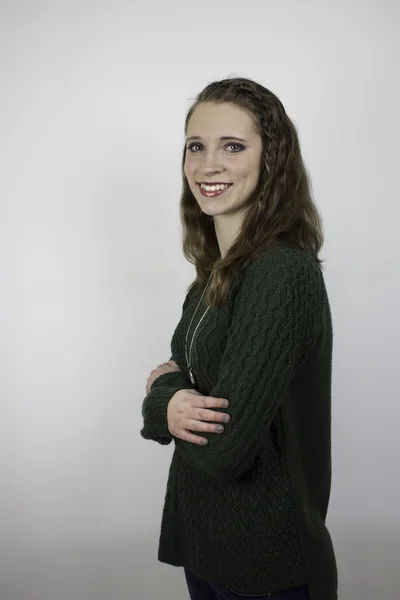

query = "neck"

[213,211,245,259]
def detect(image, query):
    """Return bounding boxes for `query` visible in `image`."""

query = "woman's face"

[184,102,263,219]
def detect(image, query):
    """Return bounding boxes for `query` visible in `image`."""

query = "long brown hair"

[180,77,324,308]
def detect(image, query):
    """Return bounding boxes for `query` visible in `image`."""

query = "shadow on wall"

[1,526,398,600]
[0,536,187,600]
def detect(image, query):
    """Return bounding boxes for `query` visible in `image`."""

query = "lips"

[197,182,233,186]
[198,183,233,198]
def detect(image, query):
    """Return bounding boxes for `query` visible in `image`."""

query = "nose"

[200,149,224,176]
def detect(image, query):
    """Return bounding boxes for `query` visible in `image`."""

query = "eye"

[186,142,245,153]
[187,142,202,153]
[226,143,245,152]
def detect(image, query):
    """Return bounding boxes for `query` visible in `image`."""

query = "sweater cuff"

[141,372,193,445]
[150,370,192,391]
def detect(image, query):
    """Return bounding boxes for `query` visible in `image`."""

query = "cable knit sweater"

[140,247,338,600]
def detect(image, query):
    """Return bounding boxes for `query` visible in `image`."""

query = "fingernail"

[222,414,230,423]
[216,425,223,432]
[222,400,229,408]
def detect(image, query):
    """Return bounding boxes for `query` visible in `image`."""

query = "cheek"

[229,155,253,174]
[184,159,194,179]
[234,164,254,180]
[238,159,261,182]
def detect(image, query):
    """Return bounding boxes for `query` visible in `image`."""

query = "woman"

[141,77,338,600]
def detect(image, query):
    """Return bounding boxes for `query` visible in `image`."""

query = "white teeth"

[200,183,231,192]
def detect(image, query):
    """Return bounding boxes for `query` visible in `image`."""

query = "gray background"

[1,1,399,599]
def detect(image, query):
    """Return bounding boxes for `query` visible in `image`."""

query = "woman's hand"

[146,360,181,395]
[167,389,231,445]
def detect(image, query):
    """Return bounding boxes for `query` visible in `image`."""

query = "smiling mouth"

[197,182,233,198]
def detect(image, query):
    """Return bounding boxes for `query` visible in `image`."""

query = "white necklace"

[184,277,212,386]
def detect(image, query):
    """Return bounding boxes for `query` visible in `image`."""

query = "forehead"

[187,102,258,137]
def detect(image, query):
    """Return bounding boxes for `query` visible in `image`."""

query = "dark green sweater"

[141,247,338,600]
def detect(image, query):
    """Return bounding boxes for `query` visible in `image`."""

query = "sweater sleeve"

[173,250,325,482]
[140,294,194,445]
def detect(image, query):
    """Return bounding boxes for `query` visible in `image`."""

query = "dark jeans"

[184,568,310,600]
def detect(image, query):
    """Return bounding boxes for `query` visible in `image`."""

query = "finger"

[195,408,230,423]
[186,419,224,433]
[152,365,178,378]
[199,397,230,409]
[176,429,208,445]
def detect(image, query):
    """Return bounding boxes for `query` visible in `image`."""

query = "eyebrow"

[186,135,248,142]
